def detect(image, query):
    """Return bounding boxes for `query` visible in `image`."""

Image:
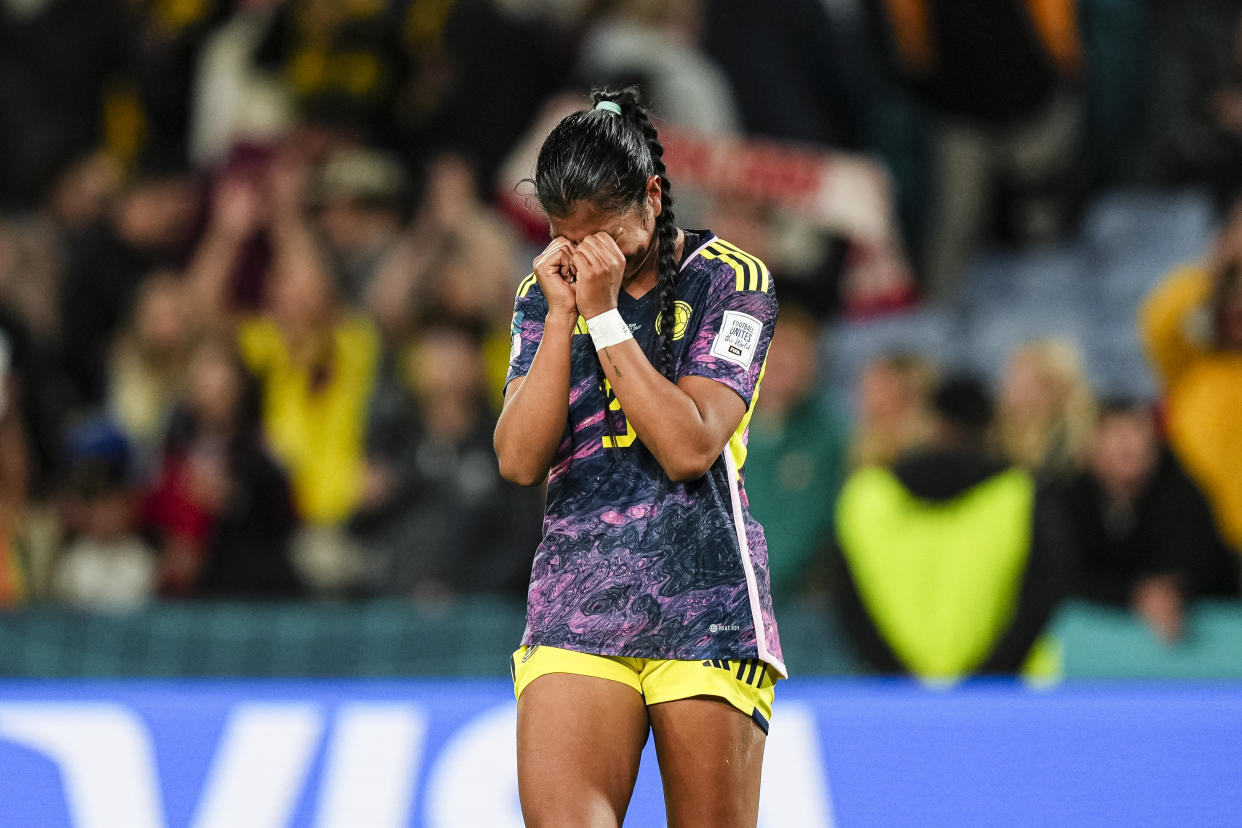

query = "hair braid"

[629,107,679,381]
[533,87,681,450]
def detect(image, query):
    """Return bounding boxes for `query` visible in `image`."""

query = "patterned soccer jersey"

[505,231,786,677]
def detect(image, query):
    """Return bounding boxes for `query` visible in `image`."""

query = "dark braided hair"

[533,87,680,381]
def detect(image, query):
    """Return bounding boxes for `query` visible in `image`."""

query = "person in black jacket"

[350,312,541,600]
[864,0,1087,301]
[829,373,1068,679]
[1061,398,1240,642]
[143,336,301,598]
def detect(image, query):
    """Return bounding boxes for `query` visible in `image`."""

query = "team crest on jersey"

[654,300,693,341]
[710,310,762,369]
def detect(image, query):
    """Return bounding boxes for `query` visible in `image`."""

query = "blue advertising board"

[1,679,1239,827]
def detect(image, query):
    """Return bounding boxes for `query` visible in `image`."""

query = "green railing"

[0,598,1238,679]
[1052,600,1242,679]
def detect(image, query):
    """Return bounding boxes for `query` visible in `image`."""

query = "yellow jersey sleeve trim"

[702,242,770,293]
[726,357,767,474]
[516,273,538,298]
[702,245,750,292]
[715,239,771,293]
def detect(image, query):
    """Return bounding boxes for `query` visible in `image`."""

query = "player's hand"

[532,236,578,323]
[571,231,625,319]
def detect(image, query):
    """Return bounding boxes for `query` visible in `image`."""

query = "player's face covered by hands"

[532,236,579,323]
[544,178,662,318]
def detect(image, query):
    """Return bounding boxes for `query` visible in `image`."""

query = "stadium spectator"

[188,148,381,593]
[127,0,231,166]
[1138,0,1242,211]
[248,0,411,146]
[0,328,29,606]
[52,419,157,611]
[366,152,523,402]
[1061,399,1239,643]
[702,0,867,149]
[309,144,408,309]
[829,374,1067,680]
[0,0,136,209]
[866,0,1087,301]
[1141,205,1242,557]
[0,149,122,414]
[847,350,937,468]
[429,0,577,190]
[39,148,125,241]
[58,155,200,412]
[0,185,67,358]
[0,304,59,503]
[107,271,198,477]
[998,337,1095,482]
[0,148,128,406]
[0,304,65,599]
[188,0,293,167]
[142,336,301,598]
[744,302,848,606]
[349,313,540,600]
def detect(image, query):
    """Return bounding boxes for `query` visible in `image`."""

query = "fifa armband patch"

[709,311,762,369]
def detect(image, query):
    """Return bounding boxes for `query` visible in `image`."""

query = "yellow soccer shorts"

[511,645,777,733]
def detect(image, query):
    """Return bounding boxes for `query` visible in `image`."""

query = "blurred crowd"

[0,0,1240,678]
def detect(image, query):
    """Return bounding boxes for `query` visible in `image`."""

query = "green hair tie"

[594,101,622,116]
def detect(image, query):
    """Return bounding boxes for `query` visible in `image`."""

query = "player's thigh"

[648,695,766,828]
[516,668,650,827]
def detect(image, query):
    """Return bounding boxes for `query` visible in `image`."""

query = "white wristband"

[586,308,633,350]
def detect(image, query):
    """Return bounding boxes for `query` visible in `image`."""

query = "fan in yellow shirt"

[238,312,378,525]
[189,160,381,528]
[1140,222,1242,553]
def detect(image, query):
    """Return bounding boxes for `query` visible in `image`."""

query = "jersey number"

[601,379,636,449]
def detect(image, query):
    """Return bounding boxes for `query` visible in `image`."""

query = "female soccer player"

[494,87,785,827]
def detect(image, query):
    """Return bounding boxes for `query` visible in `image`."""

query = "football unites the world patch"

[709,310,762,369]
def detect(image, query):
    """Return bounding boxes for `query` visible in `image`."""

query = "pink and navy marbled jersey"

[505,231,786,677]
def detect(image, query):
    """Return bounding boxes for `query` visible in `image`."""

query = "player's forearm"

[596,341,730,482]
[494,317,576,486]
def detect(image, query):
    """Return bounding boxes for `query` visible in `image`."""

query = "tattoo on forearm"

[603,347,622,378]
